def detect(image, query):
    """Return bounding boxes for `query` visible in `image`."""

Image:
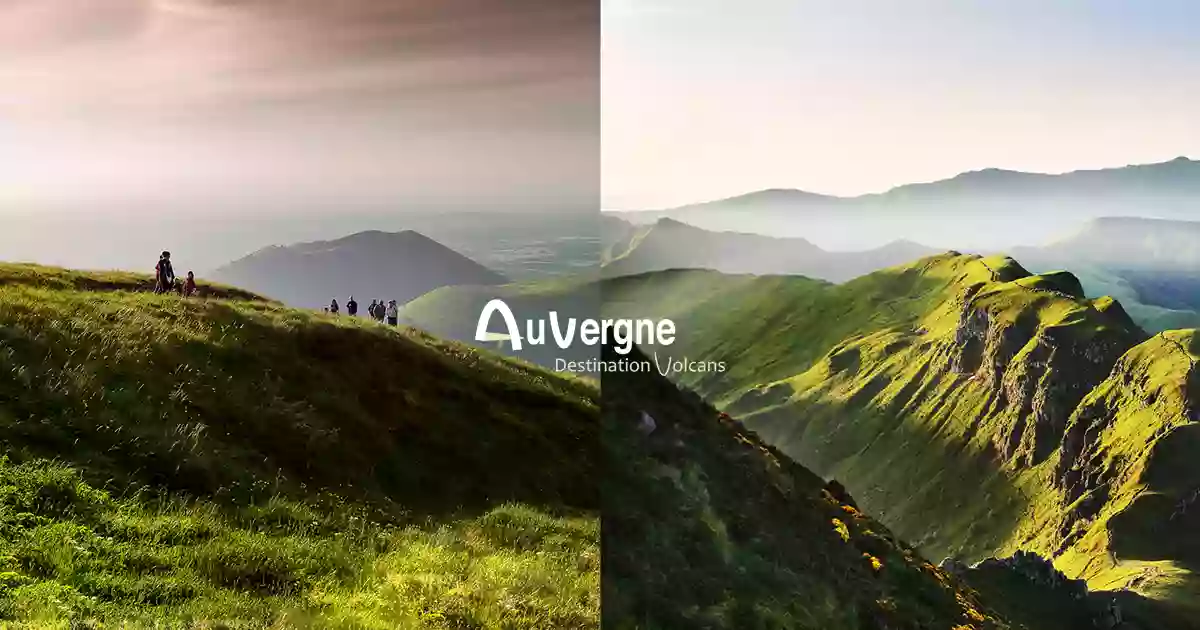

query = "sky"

[0,0,597,214]
[602,0,1200,209]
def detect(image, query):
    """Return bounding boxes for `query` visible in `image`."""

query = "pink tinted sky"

[0,0,596,212]
[602,0,1200,209]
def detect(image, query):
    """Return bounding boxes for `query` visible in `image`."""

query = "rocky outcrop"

[946,278,1142,468]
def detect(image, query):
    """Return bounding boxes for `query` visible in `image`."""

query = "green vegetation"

[602,343,1016,630]
[598,253,1200,626]
[1053,265,1200,333]
[0,264,599,628]
[401,279,599,370]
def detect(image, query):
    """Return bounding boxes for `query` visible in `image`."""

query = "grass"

[595,252,1200,627]
[0,263,599,628]
[601,343,1017,630]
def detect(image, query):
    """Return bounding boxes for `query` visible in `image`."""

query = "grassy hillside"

[0,263,267,302]
[0,264,599,628]
[603,342,1021,630]
[599,254,1199,627]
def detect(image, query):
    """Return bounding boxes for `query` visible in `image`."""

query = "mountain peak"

[211,229,507,308]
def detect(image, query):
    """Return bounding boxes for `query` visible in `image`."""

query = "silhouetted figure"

[347,296,358,316]
[154,251,176,294]
[376,298,386,321]
[183,271,197,297]
[386,300,399,326]
[368,299,378,320]
[329,299,339,315]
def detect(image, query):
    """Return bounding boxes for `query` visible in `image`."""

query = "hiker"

[329,299,339,315]
[347,296,358,316]
[182,271,197,298]
[154,251,176,294]
[386,300,399,326]
[376,298,386,321]
[368,299,378,320]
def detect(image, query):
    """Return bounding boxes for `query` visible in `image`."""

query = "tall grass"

[0,264,599,627]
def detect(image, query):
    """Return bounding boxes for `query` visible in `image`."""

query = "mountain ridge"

[617,156,1200,213]
[594,253,1200,626]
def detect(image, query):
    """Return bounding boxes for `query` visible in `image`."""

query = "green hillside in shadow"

[598,254,1200,627]
[603,341,1080,630]
[0,263,599,628]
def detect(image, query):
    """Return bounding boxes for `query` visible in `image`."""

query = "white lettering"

[475,299,523,350]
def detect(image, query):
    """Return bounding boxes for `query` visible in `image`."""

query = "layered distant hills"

[603,216,937,282]
[210,230,507,309]
[609,156,1200,251]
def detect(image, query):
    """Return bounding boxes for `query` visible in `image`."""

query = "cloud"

[1,0,595,120]
[0,0,598,208]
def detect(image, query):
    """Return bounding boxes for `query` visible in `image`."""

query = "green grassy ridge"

[0,263,269,303]
[0,264,600,627]
[597,253,1199,625]
[1060,266,1200,333]
[602,342,1018,630]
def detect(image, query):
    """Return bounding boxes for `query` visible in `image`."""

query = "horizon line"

[605,154,1196,213]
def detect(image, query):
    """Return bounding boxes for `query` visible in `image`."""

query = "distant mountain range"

[609,157,1200,251]
[603,216,937,282]
[210,230,507,309]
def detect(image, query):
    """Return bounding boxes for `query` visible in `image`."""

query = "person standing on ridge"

[386,299,399,326]
[183,271,197,298]
[367,299,378,320]
[154,251,176,294]
[376,298,386,322]
[329,299,339,315]
[347,296,358,316]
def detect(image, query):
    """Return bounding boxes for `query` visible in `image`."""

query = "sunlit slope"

[601,253,1200,623]
[0,263,599,628]
[602,342,1020,630]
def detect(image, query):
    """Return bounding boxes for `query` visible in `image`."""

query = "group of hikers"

[154,251,198,297]
[326,296,400,325]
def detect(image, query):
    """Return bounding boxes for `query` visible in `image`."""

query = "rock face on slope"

[939,262,1145,467]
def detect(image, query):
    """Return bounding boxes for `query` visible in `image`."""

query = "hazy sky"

[1,0,597,214]
[602,0,1200,209]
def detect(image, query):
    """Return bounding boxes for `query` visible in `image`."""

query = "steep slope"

[209,230,508,310]
[0,264,598,627]
[600,254,1200,625]
[602,342,1020,630]
[601,217,937,282]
